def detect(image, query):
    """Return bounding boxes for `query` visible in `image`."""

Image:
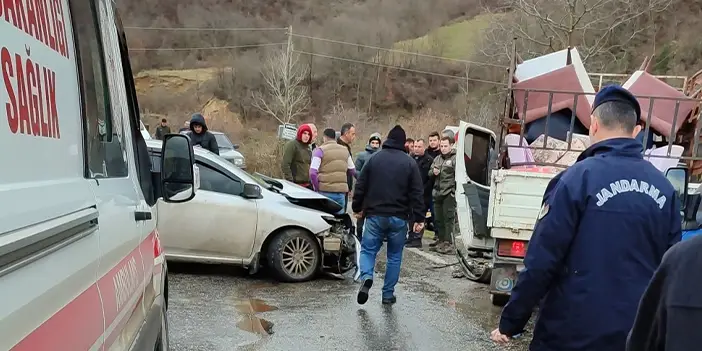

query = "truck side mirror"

[161,134,196,203]
[232,143,240,150]
[665,166,688,211]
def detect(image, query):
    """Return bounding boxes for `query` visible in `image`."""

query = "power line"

[123,26,507,69]
[291,33,508,69]
[129,42,285,51]
[124,26,288,32]
[294,50,507,86]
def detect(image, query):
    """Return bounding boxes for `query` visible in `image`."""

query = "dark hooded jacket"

[187,113,219,155]
[352,126,425,223]
[625,235,702,351]
[498,137,681,351]
[354,132,381,178]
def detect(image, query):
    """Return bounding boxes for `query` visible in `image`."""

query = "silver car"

[211,131,246,169]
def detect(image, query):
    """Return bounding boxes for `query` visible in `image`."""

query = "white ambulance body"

[0,0,196,350]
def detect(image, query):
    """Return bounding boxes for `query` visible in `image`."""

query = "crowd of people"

[280,122,462,254]
[280,122,464,305]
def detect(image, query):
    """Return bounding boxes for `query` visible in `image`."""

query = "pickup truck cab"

[0,1,196,350]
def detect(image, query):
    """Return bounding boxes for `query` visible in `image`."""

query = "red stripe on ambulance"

[10,231,161,350]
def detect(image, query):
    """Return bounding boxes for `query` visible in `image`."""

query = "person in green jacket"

[428,135,457,254]
[282,124,313,188]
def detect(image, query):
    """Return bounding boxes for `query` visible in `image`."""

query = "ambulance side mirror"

[161,134,196,203]
[665,167,688,211]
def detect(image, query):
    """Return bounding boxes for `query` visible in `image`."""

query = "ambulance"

[0,0,197,350]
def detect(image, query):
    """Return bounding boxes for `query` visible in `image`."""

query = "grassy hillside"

[393,13,501,61]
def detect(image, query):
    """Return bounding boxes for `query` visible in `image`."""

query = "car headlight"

[233,158,244,166]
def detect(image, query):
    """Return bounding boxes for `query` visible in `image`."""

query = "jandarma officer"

[490,85,682,351]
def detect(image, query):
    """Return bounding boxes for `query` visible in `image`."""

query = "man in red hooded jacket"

[281,124,313,188]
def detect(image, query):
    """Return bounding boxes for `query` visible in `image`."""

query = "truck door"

[455,121,496,252]
[70,0,147,348]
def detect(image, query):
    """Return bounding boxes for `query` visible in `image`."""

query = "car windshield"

[214,134,234,149]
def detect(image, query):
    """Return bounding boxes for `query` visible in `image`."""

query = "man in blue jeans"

[352,125,425,305]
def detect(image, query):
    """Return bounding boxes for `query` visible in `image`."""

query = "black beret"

[592,85,641,123]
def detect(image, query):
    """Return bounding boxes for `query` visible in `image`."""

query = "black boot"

[405,238,422,248]
[405,230,423,248]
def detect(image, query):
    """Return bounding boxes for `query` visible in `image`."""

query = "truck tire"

[267,229,321,282]
[491,293,510,307]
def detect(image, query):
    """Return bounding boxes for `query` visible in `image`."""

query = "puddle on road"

[236,315,275,335]
[235,298,278,313]
[235,298,278,336]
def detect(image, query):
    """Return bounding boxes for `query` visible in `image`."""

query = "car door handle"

[135,211,152,221]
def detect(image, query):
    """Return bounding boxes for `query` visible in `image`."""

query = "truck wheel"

[267,229,320,282]
[491,293,510,307]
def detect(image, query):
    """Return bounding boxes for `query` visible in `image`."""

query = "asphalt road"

[167,246,531,351]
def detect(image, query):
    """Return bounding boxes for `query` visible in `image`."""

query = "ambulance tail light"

[497,239,528,258]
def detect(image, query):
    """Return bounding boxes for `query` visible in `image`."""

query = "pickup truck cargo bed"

[487,168,558,240]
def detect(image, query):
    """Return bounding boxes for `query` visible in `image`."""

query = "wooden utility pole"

[285,25,293,123]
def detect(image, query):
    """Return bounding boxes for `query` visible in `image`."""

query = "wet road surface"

[168,248,530,351]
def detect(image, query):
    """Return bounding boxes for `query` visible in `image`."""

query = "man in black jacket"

[338,122,356,211]
[626,235,702,351]
[407,138,434,247]
[187,113,219,155]
[427,131,441,159]
[352,125,425,305]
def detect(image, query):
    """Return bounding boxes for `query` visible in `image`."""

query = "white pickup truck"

[453,46,702,306]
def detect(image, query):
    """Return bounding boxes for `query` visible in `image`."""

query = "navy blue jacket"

[625,235,702,351]
[499,138,682,351]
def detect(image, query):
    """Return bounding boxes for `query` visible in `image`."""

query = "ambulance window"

[70,0,128,178]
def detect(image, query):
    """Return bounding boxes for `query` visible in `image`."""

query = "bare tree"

[252,43,311,124]
[482,0,672,68]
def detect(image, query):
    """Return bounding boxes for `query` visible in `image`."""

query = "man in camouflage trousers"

[428,135,457,254]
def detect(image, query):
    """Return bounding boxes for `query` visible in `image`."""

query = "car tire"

[154,303,169,351]
[267,229,321,282]
[491,293,510,307]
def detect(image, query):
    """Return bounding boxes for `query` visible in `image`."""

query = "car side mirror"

[665,166,688,211]
[161,134,196,203]
[232,143,240,150]
[242,183,262,199]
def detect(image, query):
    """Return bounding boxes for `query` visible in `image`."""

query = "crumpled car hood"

[259,175,343,214]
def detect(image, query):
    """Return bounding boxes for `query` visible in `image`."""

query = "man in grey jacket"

[353,132,381,238]
[355,133,381,177]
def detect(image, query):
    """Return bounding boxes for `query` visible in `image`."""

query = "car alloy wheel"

[281,236,316,278]
[267,229,320,282]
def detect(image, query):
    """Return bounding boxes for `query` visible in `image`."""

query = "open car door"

[454,121,497,283]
